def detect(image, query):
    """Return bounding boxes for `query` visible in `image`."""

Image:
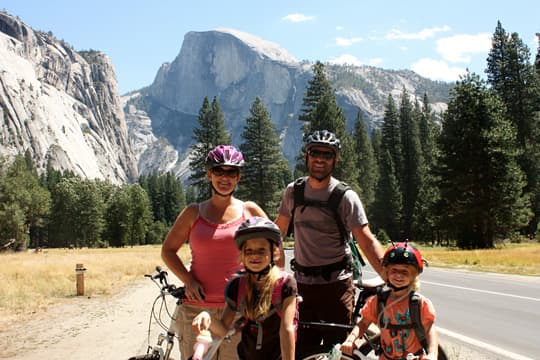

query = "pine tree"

[353,111,378,211]
[399,88,423,239]
[486,21,540,238]
[239,97,291,218]
[437,73,530,249]
[372,150,403,241]
[299,61,334,124]
[189,97,231,201]
[412,95,441,243]
[373,95,403,236]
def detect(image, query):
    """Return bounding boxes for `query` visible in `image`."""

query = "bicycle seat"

[358,276,385,288]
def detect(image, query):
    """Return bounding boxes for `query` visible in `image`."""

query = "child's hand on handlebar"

[192,311,212,334]
[340,339,354,355]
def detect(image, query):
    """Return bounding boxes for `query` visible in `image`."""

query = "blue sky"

[3,0,539,94]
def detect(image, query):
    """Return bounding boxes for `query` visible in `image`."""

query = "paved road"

[284,249,540,359]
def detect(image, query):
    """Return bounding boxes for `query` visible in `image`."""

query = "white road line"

[438,327,535,360]
[423,281,540,301]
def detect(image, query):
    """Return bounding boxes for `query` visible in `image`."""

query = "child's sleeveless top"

[185,203,245,307]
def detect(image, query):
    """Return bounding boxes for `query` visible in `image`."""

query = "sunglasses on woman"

[211,167,240,178]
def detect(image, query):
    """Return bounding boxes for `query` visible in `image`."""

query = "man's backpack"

[377,290,429,353]
[234,271,299,350]
[286,176,365,280]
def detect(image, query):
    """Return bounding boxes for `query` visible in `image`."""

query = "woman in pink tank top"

[162,145,267,360]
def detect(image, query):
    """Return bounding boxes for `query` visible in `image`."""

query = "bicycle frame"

[129,266,235,360]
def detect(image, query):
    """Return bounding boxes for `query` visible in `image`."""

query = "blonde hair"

[239,244,281,320]
[382,264,420,292]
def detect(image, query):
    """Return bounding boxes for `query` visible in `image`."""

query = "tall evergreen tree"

[380,95,402,178]
[399,88,423,239]
[413,95,441,243]
[299,61,334,124]
[486,21,540,237]
[0,155,50,250]
[437,73,530,249]
[189,97,231,201]
[374,95,403,236]
[372,150,403,241]
[353,111,378,211]
[239,97,291,218]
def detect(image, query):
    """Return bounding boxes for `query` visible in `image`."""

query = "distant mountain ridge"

[125,29,451,179]
[0,11,452,183]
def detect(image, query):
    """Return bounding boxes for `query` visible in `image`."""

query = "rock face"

[126,29,451,170]
[0,11,137,183]
[0,9,452,183]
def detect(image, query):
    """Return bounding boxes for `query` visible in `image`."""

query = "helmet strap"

[246,265,271,281]
[387,282,409,292]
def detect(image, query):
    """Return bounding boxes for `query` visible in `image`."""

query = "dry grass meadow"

[1,242,538,322]
[0,245,189,323]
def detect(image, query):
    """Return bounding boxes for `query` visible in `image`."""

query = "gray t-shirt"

[278,177,368,284]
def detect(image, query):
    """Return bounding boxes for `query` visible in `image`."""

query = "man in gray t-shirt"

[275,130,384,357]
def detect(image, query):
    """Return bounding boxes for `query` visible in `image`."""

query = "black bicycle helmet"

[303,130,341,154]
[382,242,424,273]
[234,217,282,250]
[205,145,245,169]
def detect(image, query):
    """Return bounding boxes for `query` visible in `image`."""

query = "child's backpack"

[286,176,365,280]
[377,290,429,354]
[234,271,299,350]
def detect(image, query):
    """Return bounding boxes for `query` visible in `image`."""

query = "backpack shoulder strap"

[286,177,307,237]
[271,272,289,313]
[376,288,392,329]
[409,291,429,353]
[235,275,248,316]
[327,181,351,244]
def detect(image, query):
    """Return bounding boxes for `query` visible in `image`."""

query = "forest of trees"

[1,21,538,251]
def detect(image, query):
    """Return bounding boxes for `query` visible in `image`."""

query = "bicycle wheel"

[127,354,160,360]
[300,352,356,360]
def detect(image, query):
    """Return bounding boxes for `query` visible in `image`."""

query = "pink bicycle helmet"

[205,145,245,169]
[234,217,282,250]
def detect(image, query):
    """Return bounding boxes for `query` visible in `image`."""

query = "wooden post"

[75,263,87,296]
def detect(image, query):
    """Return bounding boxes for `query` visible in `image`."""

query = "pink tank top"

[185,205,245,307]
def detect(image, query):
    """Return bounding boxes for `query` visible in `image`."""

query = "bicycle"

[128,266,235,360]
[298,275,448,360]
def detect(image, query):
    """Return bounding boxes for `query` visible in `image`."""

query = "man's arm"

[351,224,384,276]
[274,214,291,269]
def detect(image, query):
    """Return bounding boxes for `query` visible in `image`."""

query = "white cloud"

[436,33,492,63]
[335,37,363,47]
[385,25,451,40]
[329,54,363,66]
[411,58,467,81]
[336,26,344,31]
[368,58,384,66]
[281,13,315,23]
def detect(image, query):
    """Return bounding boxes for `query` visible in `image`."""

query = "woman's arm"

[161,204,205,301]
[279,295,297,360]
[341,316,371,356]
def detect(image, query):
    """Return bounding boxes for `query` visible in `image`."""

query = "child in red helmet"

[341,242,439,360]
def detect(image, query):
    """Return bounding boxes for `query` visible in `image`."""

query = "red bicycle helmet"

[234,217,282,250]
[205,145,245,169]
[382,242,424,273]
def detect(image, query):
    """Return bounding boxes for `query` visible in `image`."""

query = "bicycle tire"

[127,354,161,360]
[300,352,356,360]
[356,333,449,360]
